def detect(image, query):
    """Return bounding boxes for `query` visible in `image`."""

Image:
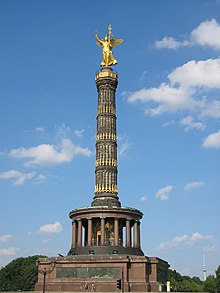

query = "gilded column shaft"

[92,67,121,207]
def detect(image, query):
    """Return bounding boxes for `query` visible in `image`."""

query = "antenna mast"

[203,253,207,281]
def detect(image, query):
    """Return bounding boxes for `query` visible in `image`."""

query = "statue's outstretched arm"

[94,31,99,40]
[95,31,103,46]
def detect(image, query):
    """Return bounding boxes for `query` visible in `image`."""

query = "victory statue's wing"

[110,38,123,48]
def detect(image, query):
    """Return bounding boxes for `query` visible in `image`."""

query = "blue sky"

[0,0,219,280]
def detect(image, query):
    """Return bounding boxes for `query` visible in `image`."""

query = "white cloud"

[163,120,175,127]
[190,232,213,242]
[159,235,188,250]
[0,247,19,256]
[191,19,220,50]
[38,221,62,234]
[0,170,36,186]
[0,234,13,243]
[202,130,220,149]
[155,19,220,51]
[128,83,197,116]
[201,100,220,119]
[139,70,147,83]
[9,138,92,167]
[152,20,220,132]
[140,196,147,202]
[74,129,85,138]
[168,58,220,89]
[118,135,131,157]
[203,245,219,253]
[55,124,71,139]
[0,170,48,186]
[184,181,204,191]
[155,36,189,49]
[127,58,220,124]
[35,127,44,132]
[181,116,205,131]
[159,232,213,250]
[156,185,173,201]
[34,174,47,184]
[43,238,51,244]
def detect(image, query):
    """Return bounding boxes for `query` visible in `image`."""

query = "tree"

[216,265,220,293]
[203,275,216,293]
[167,269,203,292]
[0,255,46,291]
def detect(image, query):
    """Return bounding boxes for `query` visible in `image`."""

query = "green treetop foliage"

[168,265,220,292]
[202,265,220,293]
[203,275,216,293]
[168,269,203,292]
[0,255,46,291]
[216,265,220,293]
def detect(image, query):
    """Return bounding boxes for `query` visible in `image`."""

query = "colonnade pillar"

[133,220,140,248]
[126,218,131,247]
[137,221,141,248]
[101,218,105,246]
[72,220,77,248]
[114,218,119,246]
[77,219,82,247]
[133,220,137,248]
[87,218,92,247]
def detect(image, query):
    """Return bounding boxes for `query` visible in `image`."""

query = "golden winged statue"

[95,25,123,67]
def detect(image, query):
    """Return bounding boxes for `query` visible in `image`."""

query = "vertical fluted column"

[137,221,141,248]
[126,219,131,247]
[77,219,82,247]
[84,225,88,246]
[101,218,105,246]
[114,218,119,246]
[119,221,123,246]
[72,220,77,248]
[87,218,92,247]
[133,220,138,248]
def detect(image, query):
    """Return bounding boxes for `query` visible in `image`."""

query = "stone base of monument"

[35,255,169,292]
